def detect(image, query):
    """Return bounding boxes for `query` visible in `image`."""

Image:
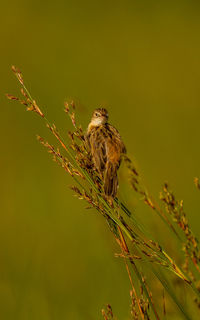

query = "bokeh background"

[1,0,200,319]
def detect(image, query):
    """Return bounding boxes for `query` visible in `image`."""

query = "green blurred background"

[1,0,200,319]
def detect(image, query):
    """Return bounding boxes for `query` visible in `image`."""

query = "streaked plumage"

[85,108,126,198]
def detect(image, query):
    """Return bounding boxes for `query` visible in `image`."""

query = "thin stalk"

[118,227,160,320]
[152,268,191,320]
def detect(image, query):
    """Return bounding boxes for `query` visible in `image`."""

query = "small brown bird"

[85,108,126,198]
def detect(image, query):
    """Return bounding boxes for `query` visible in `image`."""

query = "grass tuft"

[7,66,200,319]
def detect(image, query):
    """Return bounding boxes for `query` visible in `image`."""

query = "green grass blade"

[152,267,192,320]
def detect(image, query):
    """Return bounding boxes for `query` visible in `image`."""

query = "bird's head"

[90,108,109,126]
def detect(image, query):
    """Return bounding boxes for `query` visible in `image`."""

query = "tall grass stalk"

[6,66,200,319]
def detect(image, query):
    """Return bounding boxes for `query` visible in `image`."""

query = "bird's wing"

[88,126,107,174]
[86,124,126,176]
[107,124,126,154]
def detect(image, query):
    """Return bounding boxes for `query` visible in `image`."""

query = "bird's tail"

[104,162,118,198]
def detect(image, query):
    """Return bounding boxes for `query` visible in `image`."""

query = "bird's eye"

[95,112,99,117]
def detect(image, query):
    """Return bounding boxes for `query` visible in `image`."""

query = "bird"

[85,108,126,198]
